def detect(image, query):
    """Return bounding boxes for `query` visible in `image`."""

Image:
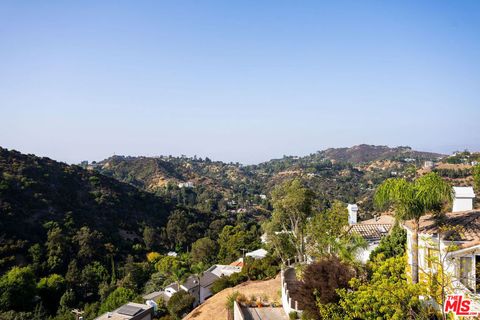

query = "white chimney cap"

[347,204,358,211]
[453,187,475,199]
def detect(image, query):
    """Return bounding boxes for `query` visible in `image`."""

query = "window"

[460,256,473,290]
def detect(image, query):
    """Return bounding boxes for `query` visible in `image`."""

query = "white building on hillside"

[246,248,268,260]
[403,186,480,317]
[178,181,194,188]
[404,210,480,315]
[159,264,243,307]
[347,204,394,263]
[95,302,154,320]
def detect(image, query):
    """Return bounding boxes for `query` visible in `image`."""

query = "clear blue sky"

[1,1,479,164]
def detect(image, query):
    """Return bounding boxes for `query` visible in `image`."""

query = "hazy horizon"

[1,1,479,164]
[1,143,475,166]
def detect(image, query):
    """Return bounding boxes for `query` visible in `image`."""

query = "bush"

[210,256,280,294]
[211,276,232,294]
[242,256,280,280]
[0,266,37,311]
[225,291,240,310]
[289,311,298,319]
[167,291,195,320]
[99,287,136,315]
[336,256,425,319]
[369,224,406,262]
[298,256,355,318]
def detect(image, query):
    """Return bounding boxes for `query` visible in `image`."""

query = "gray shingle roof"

[181,276,199,290]
[200,271,220,288]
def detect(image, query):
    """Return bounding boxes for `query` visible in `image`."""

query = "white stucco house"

[160,264,242,307]
[346,204,394,263]
[403,186,480,315]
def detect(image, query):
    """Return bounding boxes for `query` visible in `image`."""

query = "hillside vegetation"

[0,147,236,319]
[94,144,443,218]
[0,144,460,319]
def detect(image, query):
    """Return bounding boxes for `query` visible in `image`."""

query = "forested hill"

[253,144,443,171]
[313,144,442,164]
[96,145,442,190]
[0,147,174,271]
[0,147,253,319]
[92,144,443,217]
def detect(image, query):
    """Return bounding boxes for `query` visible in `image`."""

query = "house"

[199,270,220,303]
[246,248,268,260]
[163,276,200,306]
[95,302,154,320]
[207,264,242,277]
[403,186,480,315]
[142,291,166,303]
[178,181,194,188]
[403,210,480,313]
[164,282,180,299]
[199,264,242,303]
[161,264,243,306]
[346,204,394,263]
[181,276,201,306]
[424,161,435,169]
[230,260,244,267]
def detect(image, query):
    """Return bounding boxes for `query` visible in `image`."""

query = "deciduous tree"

[269,179,314,262]
[191,237,217,265]
[0,266,36,311]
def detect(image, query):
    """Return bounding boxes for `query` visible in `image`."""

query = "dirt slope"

[183,275,281,320]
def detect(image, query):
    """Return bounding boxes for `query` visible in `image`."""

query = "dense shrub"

[0,267,37,311]
[211,256,280,294]
[98,287,137,315]
[242,256,280,280]
[369,224,406,262]
[167,291,195,320]
[298,256,355,319]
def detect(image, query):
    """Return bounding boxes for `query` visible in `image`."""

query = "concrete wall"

[233,301,245,320]
[281,268,303,317]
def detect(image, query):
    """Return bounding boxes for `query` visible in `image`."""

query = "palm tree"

[374,172,452,284]
[171,266,188,292]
